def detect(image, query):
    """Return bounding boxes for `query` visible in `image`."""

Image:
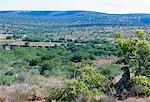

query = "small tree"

[115,29,150,76]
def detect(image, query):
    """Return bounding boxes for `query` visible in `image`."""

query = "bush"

[29,58,41,66]
[47,64,106,101]
[71,53,85,62]
[23,36,44,42]
[6,36,13,39]
[99,64,122,78]
[13,34,23,39]
[129,76,150,96]
[0,75,25,85]
[75,65,106,95]
[41,54,56,61]
[47,79,88,101]
[40,60,60,75]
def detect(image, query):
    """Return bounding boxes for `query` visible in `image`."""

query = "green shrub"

[71,53,85,62]
[47,64,106,101]
[23,35,44,42]
[47,79,88,101]
[129,76,150,96]
[99,64,122,78]
[40,60,61,75]
[6,36,13,39]
[76,64,106,95]
[29,58,41,66]
[0,75,25,85]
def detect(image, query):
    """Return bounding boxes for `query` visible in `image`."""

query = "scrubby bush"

[13,34,23,39]
[40,60,62,76]
[29,58,41,66]
[47,64,106,101]
[71,53,85,62]
[99,64,122,78]
[6,36,13,39]
[0,75,25,85]
[23,36,44,42]
[129,76,150,96]
[6,34,23,40]
[47,79,88,101]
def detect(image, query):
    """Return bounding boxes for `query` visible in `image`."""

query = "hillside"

[0,11,150,36]
[0,11,150,25]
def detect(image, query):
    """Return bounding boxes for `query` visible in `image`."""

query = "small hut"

[3,43,11,51]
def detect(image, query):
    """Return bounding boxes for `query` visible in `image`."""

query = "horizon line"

[0,10,150,15]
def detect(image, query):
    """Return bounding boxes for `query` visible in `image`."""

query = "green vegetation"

[114,29,150,98]
[0,29,149,101]
[23,35,45,42]
[0,40,119,84]
[6,34,23,40]
[0,11,150,101]
[47,64,106,101]
[116,29,150,76]
[47,29,150,101]
[129,76,150,96]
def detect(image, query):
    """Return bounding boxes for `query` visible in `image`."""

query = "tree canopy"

[115,29,150,76]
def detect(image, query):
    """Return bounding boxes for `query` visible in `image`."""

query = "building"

[2,43,11,51]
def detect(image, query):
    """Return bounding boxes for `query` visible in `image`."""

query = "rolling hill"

[0,11,150,35]
[0,11,150,25]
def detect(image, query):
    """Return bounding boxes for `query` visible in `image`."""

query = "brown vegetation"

[93,56,116,66]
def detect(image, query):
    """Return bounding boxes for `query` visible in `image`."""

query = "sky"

[0,0,150,14]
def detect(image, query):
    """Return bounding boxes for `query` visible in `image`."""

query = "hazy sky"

[0,0,150,14]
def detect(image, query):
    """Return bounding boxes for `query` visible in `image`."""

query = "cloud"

[0,0,149,14]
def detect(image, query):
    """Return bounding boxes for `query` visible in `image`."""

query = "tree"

[115,29,150,76]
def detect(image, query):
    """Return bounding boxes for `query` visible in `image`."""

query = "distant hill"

[0,11,150,26]
[0,11,106,16]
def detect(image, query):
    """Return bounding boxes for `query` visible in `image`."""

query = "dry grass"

[93,56,116,66]
[94,95,110,102]
[93,96,150,102]
[0,75,63,102]
[0,83,46,102]
[118,97,150,102]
